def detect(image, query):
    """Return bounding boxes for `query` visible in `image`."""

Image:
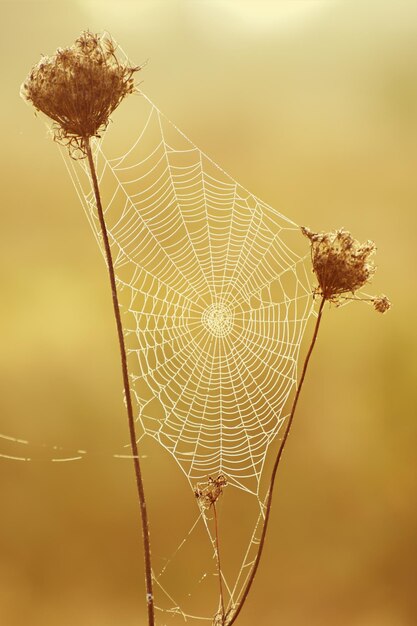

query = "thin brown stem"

[227,296,326,626]
[213,502,226,625]
[85,138,155,626]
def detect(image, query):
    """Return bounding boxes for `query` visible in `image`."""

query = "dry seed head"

[302,226,377,303]
[372,294,391,314]
[194,475,227,511]
[21,31,140,157]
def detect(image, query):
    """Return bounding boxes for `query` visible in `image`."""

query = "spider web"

[62,92,316,621]
[4,39,319,621]
[61,93,314,497]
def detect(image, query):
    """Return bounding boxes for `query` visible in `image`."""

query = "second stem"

[227,296,326,626]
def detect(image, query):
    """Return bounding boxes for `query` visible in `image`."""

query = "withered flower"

[372,294,391,314]
[21,31,140,157]
[194,475,227,510]
[302,226,378,303]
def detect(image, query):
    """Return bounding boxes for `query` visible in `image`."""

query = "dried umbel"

[302,226,378,302]
[194,475,227,511]
[21,31,140,157]
[372,294,391,314]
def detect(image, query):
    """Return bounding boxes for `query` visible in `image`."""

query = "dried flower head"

[194,475,227,510]
[302,226,377,303]
[372,294,391,314]
[21,31,140,157]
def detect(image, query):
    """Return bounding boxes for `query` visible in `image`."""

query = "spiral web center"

[202,303,233,337]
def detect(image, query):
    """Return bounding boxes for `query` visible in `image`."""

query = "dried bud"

[372,294,391,314]
[302,226,376,302]
[21,31,140,157]
[194,475,227,510]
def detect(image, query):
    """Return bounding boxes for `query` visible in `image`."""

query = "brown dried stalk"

[21,31,155,626]
[195,475,228,624]
[227,227,390,625]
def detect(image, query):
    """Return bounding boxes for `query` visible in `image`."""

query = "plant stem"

[227,296,326,626]
[85,138,155,626]
[213,502,226,624]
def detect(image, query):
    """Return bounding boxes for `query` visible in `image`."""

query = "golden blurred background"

[1,1,417,625]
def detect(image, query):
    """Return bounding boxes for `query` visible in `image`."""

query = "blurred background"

[1,1,416,624]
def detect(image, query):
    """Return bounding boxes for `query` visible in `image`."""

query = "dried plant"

[21,31,140,158]
[21,30,392,626]
[194,474,227,511]
[301,227,376,302]
[21,32,155,626]
[372,294,391,313]
[302,226,391,312]
[195,475,228,624]
[228,227,390,625]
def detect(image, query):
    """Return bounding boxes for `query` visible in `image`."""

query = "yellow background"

[1,1,416,625]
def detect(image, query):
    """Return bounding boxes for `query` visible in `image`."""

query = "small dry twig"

[195,475,228,624]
